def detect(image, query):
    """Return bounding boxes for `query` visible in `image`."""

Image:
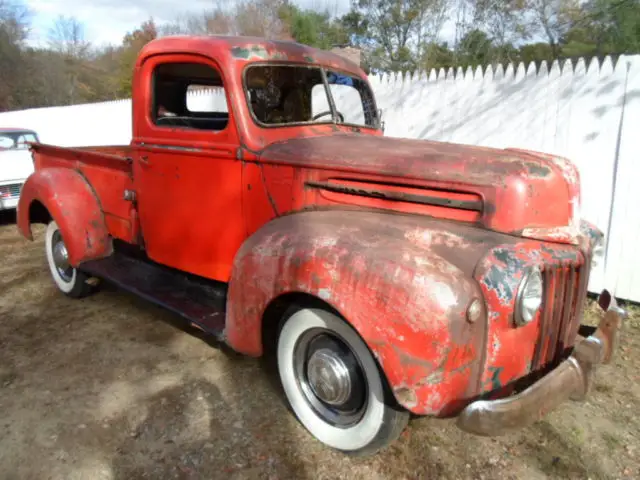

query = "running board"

[79,253,227,340]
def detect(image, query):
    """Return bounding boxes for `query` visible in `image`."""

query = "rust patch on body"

[225,209,498,416]
[475,239,587,398]
[525,162,552,177]
[16,167,112,266]
[232,45,270,60]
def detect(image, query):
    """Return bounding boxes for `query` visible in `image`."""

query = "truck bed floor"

[80,253,227,341]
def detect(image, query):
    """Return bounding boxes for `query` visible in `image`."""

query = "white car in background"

[0,128,39,211]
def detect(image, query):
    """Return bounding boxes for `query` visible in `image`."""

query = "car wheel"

[277,306,409,456]
[44,221,93,298]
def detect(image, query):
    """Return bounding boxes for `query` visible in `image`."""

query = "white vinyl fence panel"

[1,54,639,301]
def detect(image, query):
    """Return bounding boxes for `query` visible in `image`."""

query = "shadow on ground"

[0,222,638,479]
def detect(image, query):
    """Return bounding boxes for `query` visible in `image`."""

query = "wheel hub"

[52,240,70,271]
[293,329,369,428]
[306,348,352,406]
[51,231,73,281]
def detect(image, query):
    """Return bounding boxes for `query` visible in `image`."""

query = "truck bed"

[30,142,137,244]
[31,143,133,172]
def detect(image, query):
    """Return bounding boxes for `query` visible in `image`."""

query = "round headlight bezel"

[514,267,543,327]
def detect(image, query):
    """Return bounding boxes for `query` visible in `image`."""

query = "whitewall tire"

[277,307,409,456]
[45,221,93,298]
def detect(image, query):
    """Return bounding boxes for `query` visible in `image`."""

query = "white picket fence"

[1,54,639,302]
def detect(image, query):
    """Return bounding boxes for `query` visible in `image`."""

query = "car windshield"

[0,131,38,150]
[244,65,379,129]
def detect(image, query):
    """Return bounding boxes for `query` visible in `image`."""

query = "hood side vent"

[305,178,484,222]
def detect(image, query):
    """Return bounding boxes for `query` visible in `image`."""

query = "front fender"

[17,168,111,266]
[226,209,493,416]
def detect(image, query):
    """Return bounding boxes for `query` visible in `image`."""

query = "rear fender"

[17,168,111,266]
[226,210,489,416]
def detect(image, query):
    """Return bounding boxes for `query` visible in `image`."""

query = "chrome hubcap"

[51,231,73,281]
[294,329,368,428]
[307,348,352,406]
[53,241,69,271]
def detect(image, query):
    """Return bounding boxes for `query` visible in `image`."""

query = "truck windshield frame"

[242,63,381,131]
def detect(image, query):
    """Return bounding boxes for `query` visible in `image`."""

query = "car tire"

[44,221,93,298]
[276,306,409,456]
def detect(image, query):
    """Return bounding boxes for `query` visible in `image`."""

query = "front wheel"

[276,307,409,456]
[44,221,94,298]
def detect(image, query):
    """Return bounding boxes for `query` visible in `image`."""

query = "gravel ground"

[0,210,638,480]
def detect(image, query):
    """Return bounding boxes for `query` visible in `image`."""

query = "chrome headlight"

[592,236,605,268]
[515,267,543,326]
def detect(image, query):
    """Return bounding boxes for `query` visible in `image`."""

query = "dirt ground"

[0,211,638,480]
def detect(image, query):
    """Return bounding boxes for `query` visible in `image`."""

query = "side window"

[310,70,378,127]
[16,133,37,148]
[311,84,332,118]
[0,135,14,149]
[152,62,229,131]
[325,71,366,125]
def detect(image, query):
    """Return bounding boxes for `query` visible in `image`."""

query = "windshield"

[0,131,38,150]
[244,65,379,129]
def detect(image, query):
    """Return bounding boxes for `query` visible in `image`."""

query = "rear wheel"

[276,306,409,456]
[45,221,93,298]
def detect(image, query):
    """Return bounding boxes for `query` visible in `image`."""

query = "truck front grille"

[532,259,589,369]
[0,183,22,199]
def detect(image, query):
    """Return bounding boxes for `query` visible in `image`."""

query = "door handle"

[139,155,151,166]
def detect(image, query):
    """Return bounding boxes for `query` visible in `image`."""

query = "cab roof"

[137,35,367,79]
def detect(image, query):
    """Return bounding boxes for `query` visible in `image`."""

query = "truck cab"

[128,36,385,281]
[16,36,626,456]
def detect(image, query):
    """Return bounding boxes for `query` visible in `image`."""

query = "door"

[132,54,245,282]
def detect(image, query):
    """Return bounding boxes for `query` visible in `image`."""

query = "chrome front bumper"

[0,196,19,210]
[457,289,627,436]
[0,181,23,210]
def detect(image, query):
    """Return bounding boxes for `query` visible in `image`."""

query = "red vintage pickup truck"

[17,35,626,455]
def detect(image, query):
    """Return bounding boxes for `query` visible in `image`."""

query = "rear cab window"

[152,62,229,132]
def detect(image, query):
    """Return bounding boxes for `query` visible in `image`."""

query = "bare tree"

[462,0,529,45]
[46,15,92,104]
[415,0,450,67]
[0,0,30,42]
[203,8,235,35]
[159,0,290,39]
[47,15,89,59]
[526,0,580,56]
[0,0,32,110]
[235,0,291,38]
[160,2,234,37]
[350,0,452,71]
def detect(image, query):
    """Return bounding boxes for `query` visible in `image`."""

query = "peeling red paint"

[226,210,512,416]
[17,167,112,266]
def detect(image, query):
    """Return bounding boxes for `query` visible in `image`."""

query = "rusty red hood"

[259,134,583,244]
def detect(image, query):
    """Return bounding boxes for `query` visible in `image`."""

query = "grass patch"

[601,431,622,452]
[569,426,586,446]
[595,383,614,394]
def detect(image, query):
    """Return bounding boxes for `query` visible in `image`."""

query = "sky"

[25,0,352,48]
